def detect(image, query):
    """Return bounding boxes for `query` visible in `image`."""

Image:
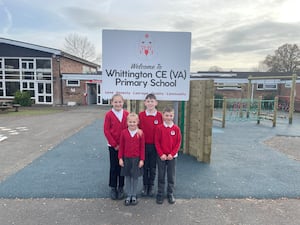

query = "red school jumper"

[104,109,129,148]
[138,111,163,144]
[155,123,181,157]
[118,129,145,160]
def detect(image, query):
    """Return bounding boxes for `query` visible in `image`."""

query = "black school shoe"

[148,185,155,197]
[141,185,148,197]
[167,194,175,204]
[110,187,117,200]
[156,194,164,204]
[118,187,125,200]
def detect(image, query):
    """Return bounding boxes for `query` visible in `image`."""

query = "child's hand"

[160,154,167,161]
[119,158,124,167]
[115,145,119,151]
[138,160,144,168]
[137,129,143,137]
[167,154,173,160]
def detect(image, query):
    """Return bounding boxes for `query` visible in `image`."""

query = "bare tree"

[64,33,96,61]
[263,43,300,73]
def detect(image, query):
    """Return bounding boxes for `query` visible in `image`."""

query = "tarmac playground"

[0,107,300,200]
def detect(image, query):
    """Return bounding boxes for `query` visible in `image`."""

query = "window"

[285,83,291,88]
[36,72,51,80]
[46,83,51,94]
[4,59,20,80]
[46,96,52,102]
[21,59,34,70]
[4,71,20,80]
[5,81,20,96]
[38,83,44,94]
[22,71,34,80]
[216,83,242,90]
[257,83,277,90]
[66,80,80,87]
[264,84,277,89]
[5,59,19,69]
[22,81,35,97]
[0,80,3,96]
[257,84,264,90]
[36,59,51,69]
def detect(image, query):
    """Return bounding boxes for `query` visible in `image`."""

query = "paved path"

[1,198,300,225]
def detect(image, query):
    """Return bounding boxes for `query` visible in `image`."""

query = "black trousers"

[156,156,176,196]
[108,147,124,188]
[143,144,157,186]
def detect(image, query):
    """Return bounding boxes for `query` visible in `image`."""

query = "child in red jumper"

[139,93,162,197]
[119,113,145,205]
[155,106,181,204]
[103,94,129,200]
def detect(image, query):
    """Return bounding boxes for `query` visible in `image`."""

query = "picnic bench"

[0,100,20,112]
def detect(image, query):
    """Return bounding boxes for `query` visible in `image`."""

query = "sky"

[1,0,300,72]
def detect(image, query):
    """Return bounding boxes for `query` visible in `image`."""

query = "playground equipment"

[256,96,278,127]
[247,74,297,124]
[213,84,243,128]
[213,97,279,127]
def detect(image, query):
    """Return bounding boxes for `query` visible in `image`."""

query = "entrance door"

[87,83,97,105]
[97,83,109,105]
[36,82,52,104]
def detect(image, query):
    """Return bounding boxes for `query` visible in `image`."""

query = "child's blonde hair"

[111,93,124,102]
[127,112,139,122]
[162,105,174,113]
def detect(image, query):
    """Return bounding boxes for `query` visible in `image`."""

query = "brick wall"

[52,56,97,105]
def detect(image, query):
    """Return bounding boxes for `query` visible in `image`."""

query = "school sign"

[102,30,191,100]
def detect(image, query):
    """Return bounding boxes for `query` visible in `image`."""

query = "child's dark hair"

[162,105,174,113]
[145,93,157,100]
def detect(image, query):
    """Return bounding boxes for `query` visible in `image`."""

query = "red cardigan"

[118,129,145,160]
[155,124,181,157]
[139,111,163,144]
[103,109,129,148]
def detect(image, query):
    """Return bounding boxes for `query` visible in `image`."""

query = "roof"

[0,37,99,68]
[193,71,300,79]
[0,37,61,55]
[192,71,300,84]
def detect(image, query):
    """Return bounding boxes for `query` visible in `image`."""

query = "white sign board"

[102,29,191,100]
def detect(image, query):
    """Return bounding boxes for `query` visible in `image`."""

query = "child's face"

[111,96,124,111]
[127,117,138,130]
[144,98,157,111]
[162,111,174,124]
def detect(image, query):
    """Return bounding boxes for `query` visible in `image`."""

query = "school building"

[0,37,107,106]
[193,71,300,112]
